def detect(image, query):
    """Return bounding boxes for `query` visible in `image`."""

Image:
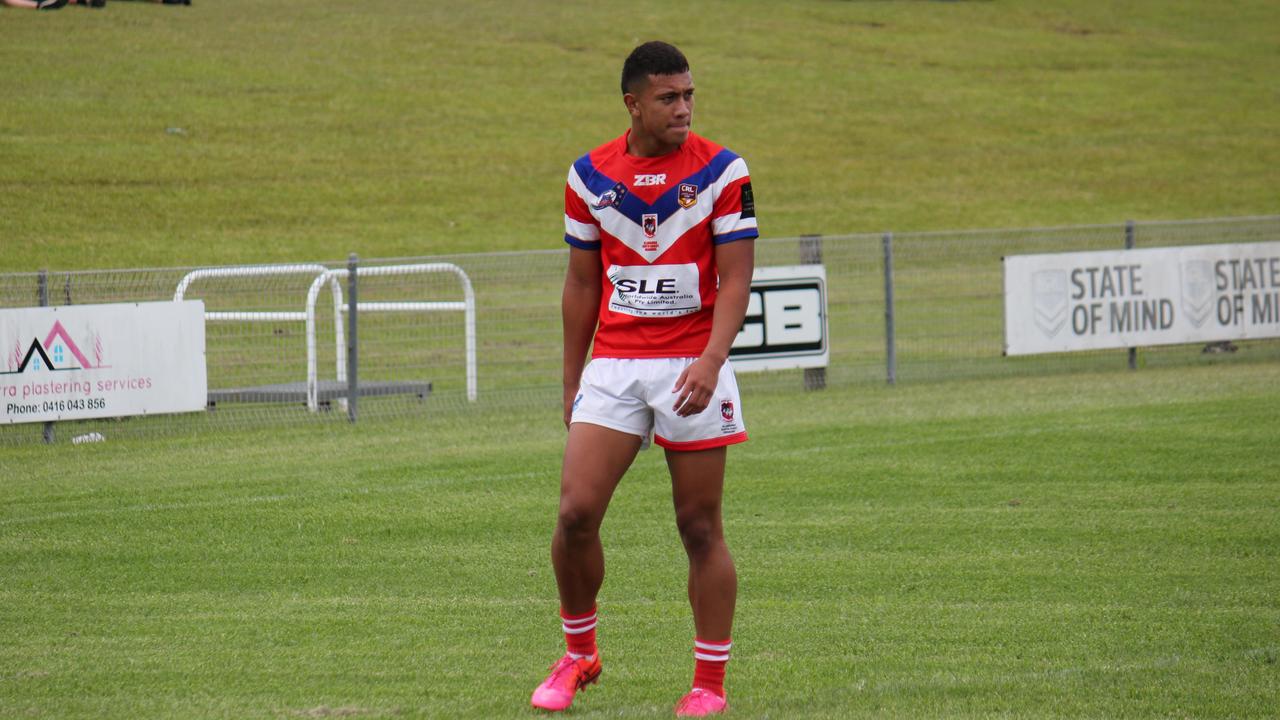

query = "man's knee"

[557,502,603,542]
[675,510,721,556]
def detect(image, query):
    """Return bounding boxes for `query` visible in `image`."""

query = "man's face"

[626,71,695,151]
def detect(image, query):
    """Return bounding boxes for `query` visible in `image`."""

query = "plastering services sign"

[1,301,207,424]
[1004,241,1280,355]
[731,265,829,371]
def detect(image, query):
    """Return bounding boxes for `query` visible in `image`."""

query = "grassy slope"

[1,0,1278,271]
[2,363,1276,718]
[2,2,1277,717]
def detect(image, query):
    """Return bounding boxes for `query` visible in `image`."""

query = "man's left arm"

[671,238,755,417]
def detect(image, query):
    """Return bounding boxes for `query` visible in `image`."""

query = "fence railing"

[2,215,1276,444]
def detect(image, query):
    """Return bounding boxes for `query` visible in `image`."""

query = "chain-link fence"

[2,216,1276,444]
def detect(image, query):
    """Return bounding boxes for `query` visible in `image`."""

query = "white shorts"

[571,357,748,451]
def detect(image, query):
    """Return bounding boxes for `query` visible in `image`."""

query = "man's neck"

[626,128,681,158]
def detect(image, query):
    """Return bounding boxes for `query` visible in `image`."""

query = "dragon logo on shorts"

[720,400,734,422]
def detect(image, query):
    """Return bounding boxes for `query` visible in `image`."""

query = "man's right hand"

[563,384,580,430]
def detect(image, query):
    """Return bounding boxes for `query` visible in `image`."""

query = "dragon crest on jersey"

[561,131,760,358]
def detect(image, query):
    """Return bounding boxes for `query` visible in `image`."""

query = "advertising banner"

[731,265,829,371]
[1,301,207,424]
[1004,242,1280,355]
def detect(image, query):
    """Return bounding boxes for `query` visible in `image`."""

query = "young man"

[531,41,757,717]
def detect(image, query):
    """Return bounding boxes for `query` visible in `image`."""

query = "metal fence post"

[1125,220,1137,370]
[882,232,897,385]
[347,253,359,423]
[38,270,54,443]
[800,234,826,391]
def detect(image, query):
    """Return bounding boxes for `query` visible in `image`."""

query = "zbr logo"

[642,213,658,238]
[720,400,734,422]
[634,173,667,187]
[3,320,106,375]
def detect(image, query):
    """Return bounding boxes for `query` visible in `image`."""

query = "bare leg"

[552,423,643,615]
[667,446,736,640]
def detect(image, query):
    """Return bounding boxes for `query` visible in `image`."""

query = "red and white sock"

[692,637,731,697]
[561,606,598,661]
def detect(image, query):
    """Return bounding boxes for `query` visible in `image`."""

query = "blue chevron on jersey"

[572,155,624,200]
[562,130,758,358]
[606,149,745,232]
[649,149,738,219]
[574,147,743,229]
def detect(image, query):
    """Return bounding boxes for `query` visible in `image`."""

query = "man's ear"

[623,92,640,117]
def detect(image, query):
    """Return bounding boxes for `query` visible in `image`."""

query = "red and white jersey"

[564,130,758,358]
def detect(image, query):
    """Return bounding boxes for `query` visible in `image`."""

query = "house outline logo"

[3,320,108,375]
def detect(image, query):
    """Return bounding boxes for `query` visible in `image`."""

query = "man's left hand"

[671,357,722,417]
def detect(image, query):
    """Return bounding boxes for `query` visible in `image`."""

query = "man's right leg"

[533,422,642,712]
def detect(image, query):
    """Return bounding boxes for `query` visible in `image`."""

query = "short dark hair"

[621,41,689,95]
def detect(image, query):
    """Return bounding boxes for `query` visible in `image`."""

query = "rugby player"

[531,40,758,718]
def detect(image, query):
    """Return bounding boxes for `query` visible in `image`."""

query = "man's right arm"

[562,246,602,428]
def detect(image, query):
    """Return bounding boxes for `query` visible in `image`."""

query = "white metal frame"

[176,262,476,412]
[306,263,476,410]
[175,264,346,341]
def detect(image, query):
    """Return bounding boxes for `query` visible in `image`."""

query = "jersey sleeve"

[564,165,601,250]
[711,157,759,245]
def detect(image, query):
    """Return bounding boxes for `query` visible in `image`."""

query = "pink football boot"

[531,654,601,711]
[674,687,728,717]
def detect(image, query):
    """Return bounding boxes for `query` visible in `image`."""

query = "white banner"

[731,265,829,371]
[1,301,207,424]
[1004,242,1280,355]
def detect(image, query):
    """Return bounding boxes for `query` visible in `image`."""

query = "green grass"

[2,2,1278,717]
[2,0,1278,271]
[2,363,1277,718]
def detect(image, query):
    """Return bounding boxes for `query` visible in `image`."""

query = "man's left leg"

[667,446,735,717]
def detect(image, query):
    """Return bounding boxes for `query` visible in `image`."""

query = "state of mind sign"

[1004,241,1280,355]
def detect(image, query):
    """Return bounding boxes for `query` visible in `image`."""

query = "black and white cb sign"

[731,265,829,372]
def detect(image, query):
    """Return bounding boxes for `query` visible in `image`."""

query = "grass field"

[3,364,1278,718]
[2,0,1278,270]
[3,1,1279,718]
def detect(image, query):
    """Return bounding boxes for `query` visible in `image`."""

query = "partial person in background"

[4,0,193,8]
[3,0,106,8]
[3,0,74,9]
